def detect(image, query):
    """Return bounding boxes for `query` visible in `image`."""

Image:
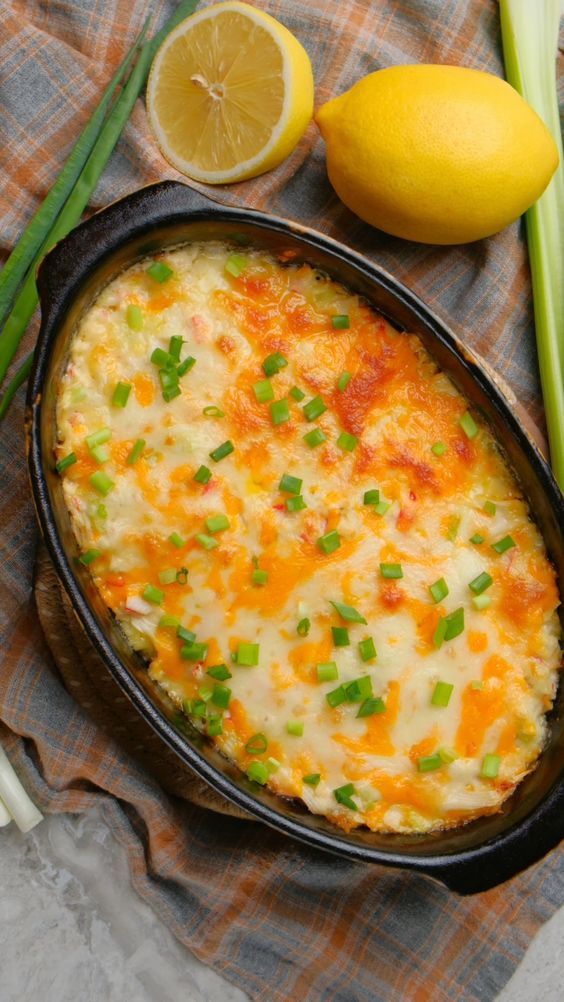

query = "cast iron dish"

[27,181,563,894]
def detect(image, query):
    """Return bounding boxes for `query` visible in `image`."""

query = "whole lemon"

[315,65,559,244]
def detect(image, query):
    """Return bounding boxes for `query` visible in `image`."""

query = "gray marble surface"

[0,808,562,1002]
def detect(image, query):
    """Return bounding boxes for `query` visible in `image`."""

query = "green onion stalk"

[499,0,564,491]
[0,0,200,419]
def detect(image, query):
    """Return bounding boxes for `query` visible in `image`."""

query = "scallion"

[286,720,304,736]
[56,452,77,474]
[297,617,311,637]
[303,773,321,787]
[286,495,307,512]
[209,441,234,463]
[470,533,485,545]
[158,568,177,585]
[225,253,246,278]
[303,396,327,421]
[326,685,347,708]
[357,697,385,717]
[89,471,114,496]
[177,626,196,643]
[181,641,208,661]
[196,533,219,550]
[142,584,164,605]
[127,438,145,465]
[177,356,196,377]
[207,716,223,737]
[480,753,501,779]
[380,563,403,579]
[235,643,259,666]
[207,664,231,681]
[253,379,274,403]
[344,676,373,702]
[86,427,111,451]
[429,577,449,603]
[331,627,349,647]
[363,489,380,506]
[168,335,183,360]
[431,681,453,707]
[303,427,327,448]
[147,261,173,283]
[491,535,516,554]
[358,637,376,662]
[194,465,212,484]
[317,530,341,554]
[211,684,231,709]
[333,783,357,810]
[111,381,131,408]
[483,500,497,516]
[317,662,339,682]
[337,371,351,391]
[205,514,230,533]
[245,733,268,755]
[247,761,269,785]
[126,305,144,331]
[417,754,443,772]
[459,411,478,440]
[203,405,225,418]
[270,399,290,426]
[262,352,288,377]
[279,473,303,494]
[330,600,367,624]
[472,594,492,611]
[252,568,268,586]
[336,431,358,452]
[79,548,102,566]
[331,315,350,329]
[469,571,493,595]
[290,385,306,401]
[168,532,185,548]
[431,441,447,456]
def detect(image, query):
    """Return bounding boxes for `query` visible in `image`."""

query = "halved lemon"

[146,1,314,184]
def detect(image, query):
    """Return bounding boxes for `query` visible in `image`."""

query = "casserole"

[27,181,563,892]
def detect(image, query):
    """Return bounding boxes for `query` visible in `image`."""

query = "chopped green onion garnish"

[303,427,327,448]
[266,757,281,774]
[358,637,377,662]
[262,352,288,377]
[431,441,447,456]
[331,315,350,329]
[333,783,357,809]
[286,495,307,512]
[159,367,179,391]
[184,698,206,718]
[357,697,386,717]
[363,489,380,506]
[429,577,449,603]
[469,571,493,595]
[270,399,290,425]
[196,533,219,550]
[90,444,109,464]
[317,530,341,554]
[207,664,232,681]
[86,427,111,450]
[245,733,268,755]
[471,680,484,690]
[225,252,246,278]
[151,347,174,368]
[207,716,223,737]
[459,411,478,439]
[235,643,259,666]
[337,371,351,391]
[127,438,145,465]
[330,600,367,624]
[158,568,177,585]
[303,396,327,421]
[317,661,339,682]
[205,514,230,533]
[147,261,173,283]
[194,465,212,484]
[203,405,225,418]
[303,773,321,787]
[89,470,114,496]
[247,761,269,785]
[483,500,497,516]
[177,356,196,377]
[162,384,181,403]
[279,473,303,494]
[198,686,213,702]
[126,304,144,331]
[472,594,492,611]
[290,385,305,401]
[470,533,485,545]
[447,515,461,542]
[253,379,274,403]
[211,684,231,709]
[418,754,443,772]
[177,625,196,643]
[374,501,391,516]
[286,720,304,736]
[480,753,501,779]
[111,381,131,408]
[252,568,269,586]
[297,617,310,637]
[79,548,102,566]
[344,676,373,702]
[380,563,403,579]
[431,681,453,707]
[176,567,189,585]
[56,451,77,474]
[491,535,516,554]
[168,531,185,548]
[181,641,208,661]
[331,627,349,647]
[434,607,465,647]
[168,335,183,360]
[326,685,347,708]
[438,747,457,764]
[336,431,358,452]
[159,615,180,629]
[209,440,234,462]
[142,584,164,605]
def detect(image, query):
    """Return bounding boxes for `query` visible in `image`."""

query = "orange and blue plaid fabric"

[1,2,562,999]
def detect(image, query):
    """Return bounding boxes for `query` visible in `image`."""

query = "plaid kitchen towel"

[0,1,563,1000]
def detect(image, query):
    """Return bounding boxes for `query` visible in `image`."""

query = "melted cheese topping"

[56,242,561,834]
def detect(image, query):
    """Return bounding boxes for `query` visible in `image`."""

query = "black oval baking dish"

[27,180,563,894]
